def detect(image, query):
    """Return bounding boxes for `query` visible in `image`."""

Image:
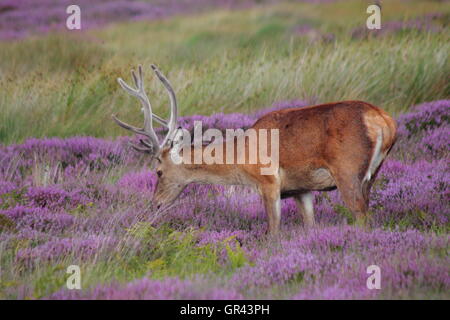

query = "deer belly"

[280,167,336,191]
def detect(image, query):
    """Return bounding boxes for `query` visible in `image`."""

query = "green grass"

[0,0,449,144]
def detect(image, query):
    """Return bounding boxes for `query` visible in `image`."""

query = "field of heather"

[0,0,449,300]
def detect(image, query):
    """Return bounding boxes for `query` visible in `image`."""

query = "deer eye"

[157,170,163,177]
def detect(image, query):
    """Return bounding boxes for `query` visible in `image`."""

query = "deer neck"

[178,144,250,186]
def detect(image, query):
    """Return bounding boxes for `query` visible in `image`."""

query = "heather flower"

[50,277,243,300]
[397,100,449,138]
[116,169,156,193]
[372,159,449,226]
[0,0,269,40]
[351,16,445,39]
[1,206,74,233]
[16,235,117,268]
[26,185,91,210]
[419,127,450,158]
[0,99,448,299]
[236,226,450,299]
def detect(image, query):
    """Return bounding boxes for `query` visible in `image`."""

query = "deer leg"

[293,192,315,228]
[260,184,281,235]
[362,157,384,207]
[333,173,368,226]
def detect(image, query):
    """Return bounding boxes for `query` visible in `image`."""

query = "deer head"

[112,65,189,209]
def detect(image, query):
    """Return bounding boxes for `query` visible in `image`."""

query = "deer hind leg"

[333,172,368,226]
[293,192,315,228]
[260,184,281,235]
[361,128,388,209]
[362,158,384,209]
[333,129,388,226]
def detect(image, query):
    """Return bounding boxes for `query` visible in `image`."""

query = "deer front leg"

[293,192,315,228]
[260,184,281,235]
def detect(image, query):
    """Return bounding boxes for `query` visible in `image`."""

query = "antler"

[112,64,179,156]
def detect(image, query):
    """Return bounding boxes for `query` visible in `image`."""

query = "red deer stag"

[113,65,397,235]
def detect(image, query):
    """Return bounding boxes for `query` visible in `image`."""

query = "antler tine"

[128,141,152,153]
[114,65,161,155]
[152,114,169,127]
[113,64,180,156]
[117,77,138,96]
[131,69,140,89]
[111,114,150,137]
[139,139,153,148]
[124,69,168,128]
[151,64,178,147]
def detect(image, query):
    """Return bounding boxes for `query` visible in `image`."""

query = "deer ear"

[168,126,181,146]
[169,127,185,164]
